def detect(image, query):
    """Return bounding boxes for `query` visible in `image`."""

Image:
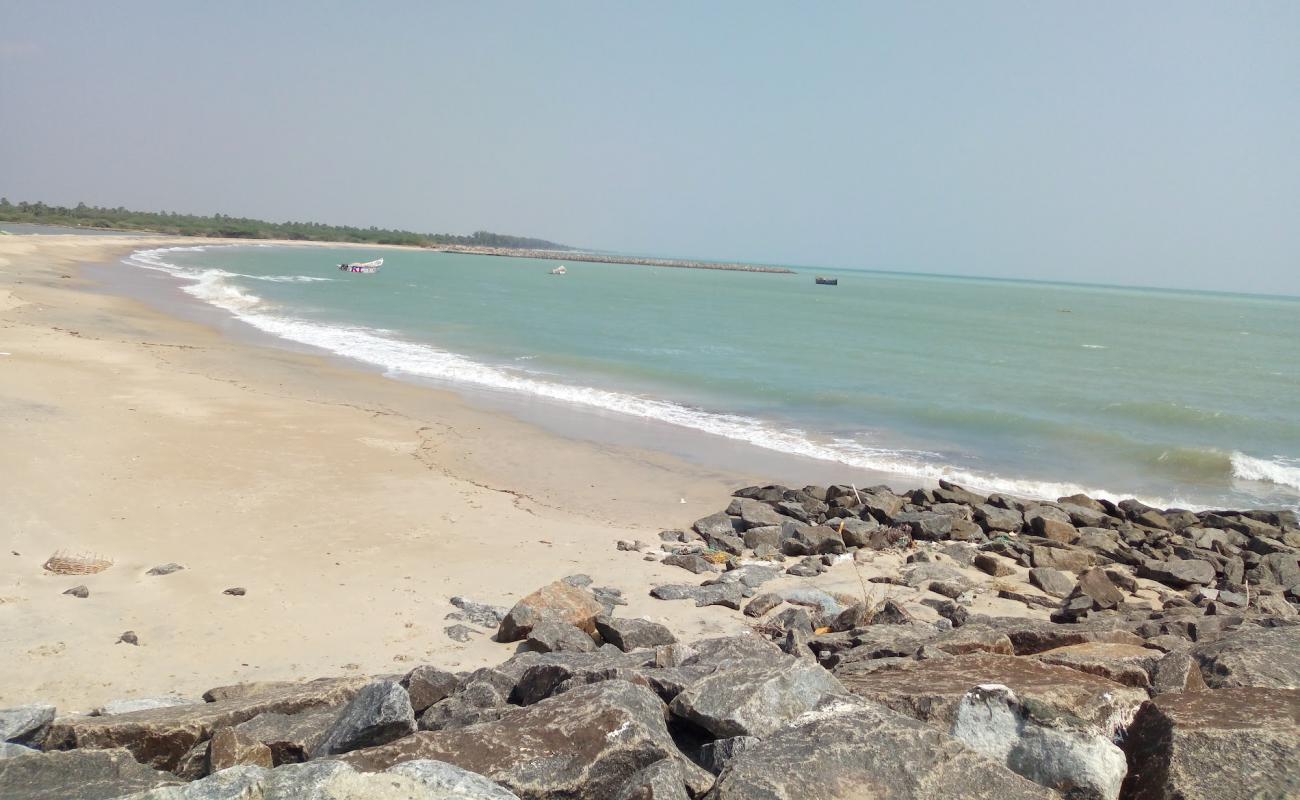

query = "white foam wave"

[1231,452,1300,492]
[1080,344,1107,350]
[122,245,1200,508]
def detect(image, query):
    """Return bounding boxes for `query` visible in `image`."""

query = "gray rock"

[525,619,597,653]
[952,683,1127,800]
[780,587,845,618]
[734,498,786,529]
[232,708,337,765]
[697,735,760,775]
[221,587,246,596]
[1190,624,1300,688]
[1030,545,1092,573]
[780,524,845,556]
[0,743,37,760]
[562,574,594,588]
[742,592,783,618]
[711,563,781,590]
[1121,688,1300,800]
[444,624,479,642]
[1028,567,1074,598]
[0,747,179,799]
[402,666,462,715]
[418,668,515,732]
[117,631,140,646]
[693,512,740,539]
[974,553,1015,577]
[707,698,1057,799]
[388,759,523,799]
[1149,649,1209,695]
[595,616,676,651]
[669,658,848,737]
[311,680,416,757]
[342,681,709,800]
[92,696,193,716]
[650,583,742,610]
[662,553,717,574]
[1139,558,1216,588]
[976,504,1025,532]
[611,758,693,800]
[891,511,953,540]
[449,596,509,629]
[146,563,184,576]
[0,705,55,747]
[741,525,783,550]
[64,585,89,598]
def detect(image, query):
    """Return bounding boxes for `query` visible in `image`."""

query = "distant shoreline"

[426,244,796,274]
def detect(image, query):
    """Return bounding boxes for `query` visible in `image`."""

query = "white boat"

[339,258,383,274]
[549,265,567,275]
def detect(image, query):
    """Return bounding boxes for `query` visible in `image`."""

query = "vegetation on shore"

[0,198,572,250]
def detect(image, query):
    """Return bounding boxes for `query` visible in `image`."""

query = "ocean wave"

[121,245,1219,509]
[1231,452,1300,492]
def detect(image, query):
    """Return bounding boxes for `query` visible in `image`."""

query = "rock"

[525,619,597,653]
[1030,546,1092,573]
[981,617,1148,655]
[780,524,845,556]
[342,681,708,800]
[870,598,915,625]
[206,726,273,771]
[837,652,1146,733]
[952,684,1127,800]
[741,525,782,551]
[976,504,1025,532]
[1027,567,1074,598]
[974,553,1015,577]
[146,563,184,576]
[64,585,89,598]
[0,743,36,760]
[444,624,479,642]
[780,587,845,618]
[221,587,245,596]
[402,666,461,714]
[693,512,739,539]
[201,682,306,703]
[595,616,676,651]
[0,705,55,747]
[1031,516,1079,544]
[668,658,848,737]
[733,498,786,529]
[650,583,742,610]
[836,517,883,548]
[117,631,140,646]
[1139,558,1216,588]
[388,759,523,799]
[311,680,416,757]
[892,511,954,540]
[707,697,1057,799]
[93,697,193,716]
[611,759,693,800]
[1064,567,1126,615]
[418,668,515,732]
[497,581,605,642]
[1149,649,1209,695]
[662,554,716,574]
[0,748,179,799]
[1190,624,1300,689]
[45,676,369,772]
[1034,642,1162,688]
[449,596,509,629]
[1121,688,1300,800]
[697,735,760,774]
[742,593,782,618]
[232,708,337,765]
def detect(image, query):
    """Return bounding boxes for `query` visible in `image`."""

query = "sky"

[1,2,1298,295]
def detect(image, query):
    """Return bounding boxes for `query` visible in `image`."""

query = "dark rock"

[733,498,786,529]
[1071,567,1126,610]
[1121,688,1300,800]
[0,748,180,798]
[310,680,415,757]
[1149,649,1209,695]
[117,631,139,646]
[1030,516,1079,543]
[595,616,676,651]
[1190,624,1300,688]
[870,599,915,625]
[668,659,848,737]
[742,593,782,618]
[693,512,740,539]
[780,524,845,556]
[526,619,598,653]
[836,517,883,547]
[1028,567,1074,598]
[146,563,183,576]
[63,585,89,598]
[497,581,605,642]
[342,681,708,799]
[0,705,55,747]
[697,735,760,775]
[445,624,478,642]
[650,582,743,610]
[891,511,953,540]
[1139,558,1216,588]
[1030,545,1092,573]
[419,667,518,731]
[740,525,782,550]
[402,666,461,714]
[975,504,1024,533]
[612,758,693,800]
[207,726,272,771]
[231,708,336,765]
[974,553,1015,577]
[707,697,1057,799]
[982,617,1147,655]
[44,676,369,772]
[450,596,509,629]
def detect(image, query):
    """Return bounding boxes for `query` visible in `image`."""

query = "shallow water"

[123,243,1300,510]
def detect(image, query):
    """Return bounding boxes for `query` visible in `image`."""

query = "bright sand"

[0,235,1039,710]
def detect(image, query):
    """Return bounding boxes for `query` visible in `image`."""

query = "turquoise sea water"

[125,243,1300,510]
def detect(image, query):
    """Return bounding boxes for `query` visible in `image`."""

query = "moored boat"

[550,265,567,275]
[814,276,838,285]
[339,258,383,273]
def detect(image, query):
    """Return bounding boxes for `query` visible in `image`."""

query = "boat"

[549,265,567,275]
[339,258,383,273]
[814,276,838,286]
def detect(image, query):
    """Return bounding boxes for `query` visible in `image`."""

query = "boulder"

[231,708,336,765]
[662,554,717,574]
[1139,559,1216,588]
[1122,688,1300,800]
[976,504,1025,533]
[974,553,1015,577]
[741,525,782,551]
[0,743,36,760]
[1027,567,1074,598]
[402,666,461,714]
[697,735,760,774]
[44,676,369,772]
[742,593,782,618]
[706,698,1056,799]
[0,705,55,747]
[1031,516,1079,544]
[341,681,709,800]
[1149,649,1208,695]
[693,512,739,539]
[952,683,1127,800]
[649,583,743,610]
[1030,545,1092,573]
[309,680,416,757]
[93,697,194,717]
[979,617,1148,655]
[595,617,676,652]
[837,652,1146,733]
[207,726,273,771]
[450,596,510,629]
[1190,624,1300,689]
[525,619,598,654]
[733,498,786,529]
[1034,642,1162,688]
[497,581,605,642]
[891,511,953,540]
[669,659,848,737]
[0,747,179,799]
[780,524,845,556]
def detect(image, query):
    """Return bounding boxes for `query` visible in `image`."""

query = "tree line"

[0,198,572,250]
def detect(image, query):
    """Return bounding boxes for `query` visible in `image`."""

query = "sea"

[110,241,1300,511]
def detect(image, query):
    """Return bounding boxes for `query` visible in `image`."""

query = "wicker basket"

[43,550,113,575]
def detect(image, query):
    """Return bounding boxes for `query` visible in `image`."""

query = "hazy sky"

[2,3,1297,294]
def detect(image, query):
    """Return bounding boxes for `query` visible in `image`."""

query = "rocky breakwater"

[2,480,1299,799]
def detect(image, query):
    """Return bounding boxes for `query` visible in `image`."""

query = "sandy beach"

[0,234,790,709]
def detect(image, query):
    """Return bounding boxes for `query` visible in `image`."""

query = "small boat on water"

[550,265,567,275]
[339,258,383,274]
[814,276,838,286]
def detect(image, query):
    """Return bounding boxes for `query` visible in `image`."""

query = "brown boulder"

[206,726,272,771]
[1031,545,1092,573]
[0,747,179,799]
[497,581,605,642]
[1034,642,1163,688]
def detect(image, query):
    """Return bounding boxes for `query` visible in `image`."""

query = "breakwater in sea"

[429,245,796,273]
